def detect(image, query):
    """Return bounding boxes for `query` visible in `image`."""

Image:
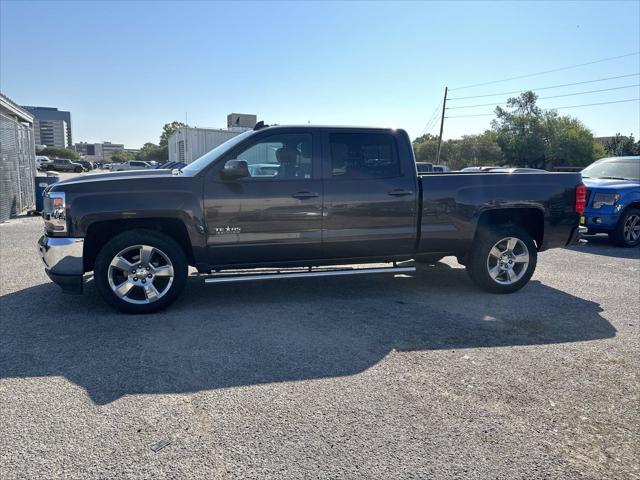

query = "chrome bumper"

[38,235,84,275]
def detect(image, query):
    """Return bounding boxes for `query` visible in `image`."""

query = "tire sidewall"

[94,229,188,314]
[468,226,538,293]
[612,208,640,247]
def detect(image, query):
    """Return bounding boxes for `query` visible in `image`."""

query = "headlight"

[44,191,67,233]
[592,192,620,209]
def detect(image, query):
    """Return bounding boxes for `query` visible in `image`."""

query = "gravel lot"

[1,214,638,479]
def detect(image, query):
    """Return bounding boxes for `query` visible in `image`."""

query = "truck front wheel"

[466,226,537,294]
[610,207,640,247]
[94,229,188,313]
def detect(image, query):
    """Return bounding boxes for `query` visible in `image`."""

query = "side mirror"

[221,159,249,179]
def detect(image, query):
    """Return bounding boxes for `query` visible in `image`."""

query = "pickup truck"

[580,156,640,247]
[110,160,152,171]
[41,158,84,173]
[38,124,584,313]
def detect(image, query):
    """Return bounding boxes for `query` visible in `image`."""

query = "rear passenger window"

[330,133,400,178]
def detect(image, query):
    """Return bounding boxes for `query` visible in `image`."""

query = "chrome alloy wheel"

[107,245,174,304]
[486,237,530,285]
[623,214,640,244]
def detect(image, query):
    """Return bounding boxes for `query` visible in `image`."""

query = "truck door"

[321,129,418,258]
[203,129,323,266]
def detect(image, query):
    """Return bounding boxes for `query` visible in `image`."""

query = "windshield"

[582,157,640,181]
[181,130,255,174]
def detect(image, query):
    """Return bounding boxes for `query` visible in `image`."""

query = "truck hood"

[582,177,640,190]
[53,169,177,187]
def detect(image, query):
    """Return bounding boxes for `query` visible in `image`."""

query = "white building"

[168,127,241,164]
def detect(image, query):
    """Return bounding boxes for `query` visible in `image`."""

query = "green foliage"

[159,121,186,147]
[491,91,599,169]
[412,131,503,170]
[36,147,79,160]
[604,133,640,156]
[415,92,604,170]
[110,150,134,163]
[135,142,166,163]
[544,113,597,167]
[492,92,547,168]
[592,141,608,161]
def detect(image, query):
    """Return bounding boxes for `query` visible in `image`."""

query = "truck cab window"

[330,133,400,178]
[236,134,313,180]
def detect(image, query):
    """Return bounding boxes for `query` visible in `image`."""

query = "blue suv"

[581,156,640,247]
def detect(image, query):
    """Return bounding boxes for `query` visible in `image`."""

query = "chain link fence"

[1,112,37,222]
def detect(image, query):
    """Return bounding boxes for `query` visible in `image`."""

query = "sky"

[1,1,639,149]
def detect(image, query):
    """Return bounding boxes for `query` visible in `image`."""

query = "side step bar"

[203,265,416,284]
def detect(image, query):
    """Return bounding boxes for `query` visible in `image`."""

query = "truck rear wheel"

[94,229,188,313]
[466,226,537,294]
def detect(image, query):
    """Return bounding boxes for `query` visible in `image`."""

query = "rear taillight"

[575,184,587,214]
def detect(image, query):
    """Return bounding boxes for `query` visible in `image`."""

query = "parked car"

[110,160,151,171]
[416,162,434,174]
[581,156,640,247]
[41,158,84,173]
[36,156,51,171]
[38,124,584,313]
[77,160,95,171]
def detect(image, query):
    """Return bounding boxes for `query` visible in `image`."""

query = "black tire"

[414,254,445,264]
[610,207,640,247]
[94,229,188,314]
[466,225,537,294]
[74,167,83,173]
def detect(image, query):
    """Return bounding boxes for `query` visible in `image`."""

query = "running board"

[203,265,416,284]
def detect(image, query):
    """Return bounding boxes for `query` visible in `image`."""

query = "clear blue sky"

[1,1,638,149]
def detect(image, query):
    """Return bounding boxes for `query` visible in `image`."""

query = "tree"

[136,142,165,163]
[604,133,639,156]
[36,147,80,160]
[412,131,502,169]
[159,121,186,147]
[110,150,134,163]
[544,113,598,168]
[412,134,439,163]
[491,91,600,169]
[492,92,547,168]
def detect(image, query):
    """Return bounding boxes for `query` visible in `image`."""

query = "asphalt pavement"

[0,216,638,479]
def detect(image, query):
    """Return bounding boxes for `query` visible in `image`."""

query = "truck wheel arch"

[475,207,545,251]
[83,218,195,272]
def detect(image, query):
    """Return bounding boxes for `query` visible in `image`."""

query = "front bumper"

[581,210,619,231]
[38,235,84,294]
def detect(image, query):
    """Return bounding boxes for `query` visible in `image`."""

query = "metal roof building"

[0,93,37,222]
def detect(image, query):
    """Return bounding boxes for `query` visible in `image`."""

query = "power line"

[447,84,640,110]
[448,73,640,100]
[449,52,640,91]
[445,98,640,118]
[419,104,441,136]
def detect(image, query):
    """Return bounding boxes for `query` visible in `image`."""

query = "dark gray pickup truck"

[39,124,585,313]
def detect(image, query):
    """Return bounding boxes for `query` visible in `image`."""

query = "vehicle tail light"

[575,184,587,214]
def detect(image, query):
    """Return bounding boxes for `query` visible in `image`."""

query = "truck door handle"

[388,189,414,197]
[291,191,319,199]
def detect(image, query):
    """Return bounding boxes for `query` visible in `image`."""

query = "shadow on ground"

[0,263,615,404]
[568,234,640,259]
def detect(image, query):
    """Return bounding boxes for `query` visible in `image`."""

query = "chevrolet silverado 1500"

[39,124,584,313]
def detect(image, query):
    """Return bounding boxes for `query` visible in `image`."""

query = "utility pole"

[435,86,448,165]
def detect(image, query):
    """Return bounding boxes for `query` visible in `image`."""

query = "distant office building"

[594,136,616,146]
[1,93,37,222]
[227,113,257,132]
[168,127,240,164]
[22,106,72,148]
[75,141,125,162]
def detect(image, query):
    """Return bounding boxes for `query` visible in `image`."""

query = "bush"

[36,147,79,160]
